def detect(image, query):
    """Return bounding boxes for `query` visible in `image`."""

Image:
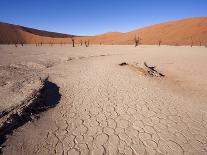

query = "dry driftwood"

[144,62,165,77]
[119,62,128,66]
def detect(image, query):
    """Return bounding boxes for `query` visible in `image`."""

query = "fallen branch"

[119,62,128,66]
[144,62,165,77]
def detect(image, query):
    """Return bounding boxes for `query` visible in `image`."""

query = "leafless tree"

[134,36,142,47]
[190,37,193,47]
[20,41,24,47]
[85,40,89,47]
[199,40,202,46]
[15,42,18,47]
[158,40,162,46]
[49,41,53,47]
[87,40,90,47]
[72,38,75,47]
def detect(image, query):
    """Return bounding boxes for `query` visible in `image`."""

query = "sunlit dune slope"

[0,22,75,44]
[76,17,207,45]
[0,17,207,45]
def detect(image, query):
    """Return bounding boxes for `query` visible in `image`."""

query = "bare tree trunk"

[72,38,75,47]
[190,37,193,47]
[134,36,141,47]
[85,40,89,47]
[158,40,162,46]
[199,41,202,46]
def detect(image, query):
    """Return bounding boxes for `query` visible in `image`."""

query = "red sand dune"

[0,17,207,45]
[75,17,207,45]
[0,22,75,44]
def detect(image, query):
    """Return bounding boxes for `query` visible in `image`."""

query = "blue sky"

[0,0,207,36]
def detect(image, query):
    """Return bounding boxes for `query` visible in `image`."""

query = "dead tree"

[49,41,53,47]
[87,40,90,47]
[199,40,202,46]
[72,38,75,47]
[190,37,193,47]
[134,36,142,47]
[15,42,18,47]
[85,40,89,47]
[158,40,162,46]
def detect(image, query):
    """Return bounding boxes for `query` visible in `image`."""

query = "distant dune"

[0,22,75,44]
[76,17,207,45]
[0,17,207,45]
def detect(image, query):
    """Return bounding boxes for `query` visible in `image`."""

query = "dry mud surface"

[0,45,207,155]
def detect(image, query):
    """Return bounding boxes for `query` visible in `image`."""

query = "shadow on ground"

[0,80,61,153]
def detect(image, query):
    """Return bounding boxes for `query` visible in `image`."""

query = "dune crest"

[0,17,207,45]
[0,22,75,44]
[76,17,207,45]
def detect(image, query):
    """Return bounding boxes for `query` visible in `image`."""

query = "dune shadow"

[0,80,61,153]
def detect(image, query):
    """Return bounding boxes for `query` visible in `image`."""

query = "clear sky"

[0,0,207,36]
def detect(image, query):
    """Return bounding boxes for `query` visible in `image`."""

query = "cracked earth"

[0,45,207,155]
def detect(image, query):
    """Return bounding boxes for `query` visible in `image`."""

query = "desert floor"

[0,45,207,155]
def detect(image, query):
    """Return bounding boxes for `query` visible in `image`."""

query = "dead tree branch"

[72,38,75,47]
[134,36,142,47]
[158,40,162,46]
[144,62,165,77]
